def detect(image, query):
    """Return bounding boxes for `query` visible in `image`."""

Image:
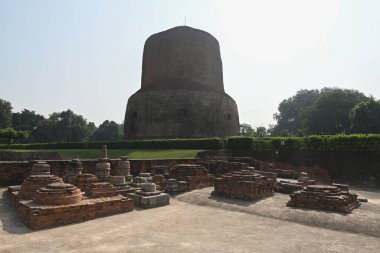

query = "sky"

[1,0,380,128]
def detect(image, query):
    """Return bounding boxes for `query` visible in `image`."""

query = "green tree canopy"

[50,109,94,142]
[12,109,45,142]
[240,123,267,137]
[12,109,45,131]
[271,89,320,136]
[91,120,123,141]
[30,109,94,143]
[240,123,255,136]
[271,87,371,136]
[303,88,368,134]
[0,99,13,129]
[350,98,380,134]
[0,128,29,147]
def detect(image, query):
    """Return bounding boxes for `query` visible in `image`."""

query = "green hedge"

[2,134,380,151]
[226,137,254,150]
[227,134,380,150]
[0,138,223,150]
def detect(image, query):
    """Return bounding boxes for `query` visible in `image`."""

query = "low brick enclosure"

[0,159,199,186]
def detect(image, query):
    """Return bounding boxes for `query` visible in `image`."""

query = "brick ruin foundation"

[4,149,366,229]
[168,164,214,191]
[8,159,134,230]
[212,169,275,200]
[287,184,360,213]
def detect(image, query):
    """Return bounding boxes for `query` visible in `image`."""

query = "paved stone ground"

[1,187,380,253]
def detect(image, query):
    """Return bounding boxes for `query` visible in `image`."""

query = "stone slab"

[128,192,169,208]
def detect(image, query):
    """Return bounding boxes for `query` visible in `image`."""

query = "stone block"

[130,192,170,208]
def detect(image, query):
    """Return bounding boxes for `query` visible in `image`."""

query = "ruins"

[124,26,239,139]
[62,159,83,183]
[35,183,82,205]
[287,184,360,213]
[128,182,170,208]
[18,162,63,199]
[85,182,119,198]
[72,173,98,191]
[7,153,136,229]
[169,164,214,190]
[165,179,189,194]
[116,156,132,182]
[4,150,367,230]
[212,169,275,200]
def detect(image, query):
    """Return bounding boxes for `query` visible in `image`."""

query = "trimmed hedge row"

[226,134,380,150]
[2,134,380,150]
[0,138,223,150]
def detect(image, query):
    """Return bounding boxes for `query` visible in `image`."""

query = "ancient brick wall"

[233,149,380,183]
[0,158,200,186]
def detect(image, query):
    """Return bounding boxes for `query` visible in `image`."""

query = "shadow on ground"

[0,191,31,234]
[175,187,380,238]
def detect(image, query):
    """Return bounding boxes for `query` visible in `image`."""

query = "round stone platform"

[35,183,82,205]
[19,175,63,200]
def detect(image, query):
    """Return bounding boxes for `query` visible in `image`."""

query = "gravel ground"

[1,187,380,253]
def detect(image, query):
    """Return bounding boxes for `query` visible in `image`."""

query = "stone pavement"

[1,187,380,253]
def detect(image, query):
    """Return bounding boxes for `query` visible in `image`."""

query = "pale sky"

[1,0,379,128]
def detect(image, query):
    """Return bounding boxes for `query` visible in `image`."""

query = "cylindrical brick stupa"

[124,26,239,139]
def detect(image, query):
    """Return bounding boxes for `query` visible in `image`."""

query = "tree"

[0,128,29,148]
[12,109,45,142]
[255,126,267,137]
[350,98,380,133]
[272,89,320,136]
[303,88,368,134]
[49,110,93,142]
[87,122,97,139]
[12,109,45,131]
[240,123,255,136]
[91,120,123,141]
[30,109,93,143]
[240,124,267,137]
[0,99,13,129]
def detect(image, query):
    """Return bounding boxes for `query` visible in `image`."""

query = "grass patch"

[1,149,203,160]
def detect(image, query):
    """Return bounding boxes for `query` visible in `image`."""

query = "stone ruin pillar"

[116,156,132,182]
[100,144,108,159]
[63,159,83,183]
[95,145,111,182]
[30,161,51,175]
